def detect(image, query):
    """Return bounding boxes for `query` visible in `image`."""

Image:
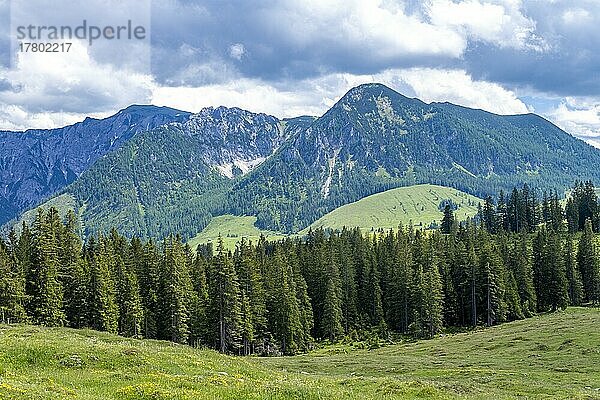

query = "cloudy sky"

[0,0,599,147]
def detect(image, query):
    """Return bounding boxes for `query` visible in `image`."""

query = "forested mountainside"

[6,83,600,239]
[33,112,313,239]
[0,105,190,225]
[230,83,600,232]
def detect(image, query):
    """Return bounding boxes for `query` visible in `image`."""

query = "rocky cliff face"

[178,106,291,178]
[0,105,190,225]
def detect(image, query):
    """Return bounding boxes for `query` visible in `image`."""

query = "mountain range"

[0,105,190,225]
[2,83,600,239]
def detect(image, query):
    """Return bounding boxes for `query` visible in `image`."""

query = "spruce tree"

[534,229,568,311]
[234,238,267,352]
[0,240,27,323]
[565,198,579,233]
[137,239,161,338]
[565,234,584,306]
[87,237,119,333]
[292,255,314,352]
[266,246,303,354]
[159,235,192,344]
[386,227,414,332]
[239,290,255,355]
[441,204,455,234]
[509,236,536,316]
[116,249,144,338]
[189,251,210,347]
[578,219,600,304]
[320,258,344,342]
[477,236,506,326]
[439,236,459,327]
[503,269,524,321]
[483,196,496,233]
[207,237,242,353]
[58,210,88,328]
[27,208,65,326]
[421,254,444,338]
[335,230,359,333]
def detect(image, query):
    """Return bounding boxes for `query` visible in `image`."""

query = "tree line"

[1,183,600,355]
[473,180,599,234]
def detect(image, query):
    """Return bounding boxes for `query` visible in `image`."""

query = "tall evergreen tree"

[26,208,65,326]
[189,250,210,347]
[116,247,144,337]
[0,240,27,323]
[441,204,455,234]
[159,235,192,344]
[420,248,444,337]
[578,219,600,304]
[533,229,568,311]
[86,237,119,333]
[482,196,496,233]
[207,237,242,353]
[477,236,506,326]
[292,253,314,352]
[508,236,536,316]
[268,247,304,354]
[565,234,584,306]
[320,257,344,342]
[58,210,88,328]
[235,238,268,352]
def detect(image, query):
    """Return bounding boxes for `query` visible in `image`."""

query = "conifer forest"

[1,181,599,356]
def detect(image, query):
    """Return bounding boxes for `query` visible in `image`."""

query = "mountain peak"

[341,83,408,102]
[330,83,420,115]
[118,104,188,117]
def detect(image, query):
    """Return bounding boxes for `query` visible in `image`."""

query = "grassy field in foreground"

[1,308,599,399]
[303,184,482,233]
[187,215,287,251]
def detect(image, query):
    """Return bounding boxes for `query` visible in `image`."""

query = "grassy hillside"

[189,185,481,250]
[305,184,482,233]
[2,194,80,236]
[188,215,286,251]
[1,308,599,399]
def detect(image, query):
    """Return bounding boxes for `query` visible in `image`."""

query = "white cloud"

[562,8,591,25]
[259,0,467,59]
[426,0,547,51]
[229,43,245,61]
[0,41,152,130]
[151,68,529,118]
[549,97,600,147]
[389,68,530,115]
[0,104,99,131]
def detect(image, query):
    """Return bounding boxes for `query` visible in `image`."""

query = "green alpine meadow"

[2,2,600,398]
[1,308,599,399]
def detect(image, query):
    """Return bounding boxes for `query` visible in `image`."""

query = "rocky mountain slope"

[0,105,190,225]
[230,83,600,232]
[6,83,600,238]
[9,108,312,239]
